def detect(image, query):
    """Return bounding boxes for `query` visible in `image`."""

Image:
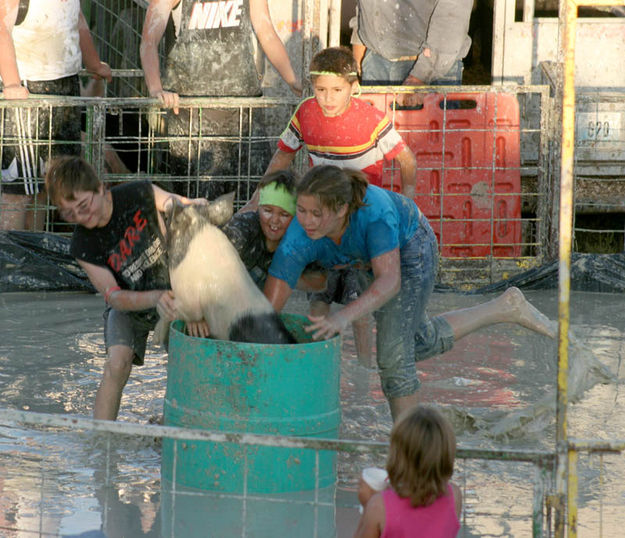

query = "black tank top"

[163,0,261,97]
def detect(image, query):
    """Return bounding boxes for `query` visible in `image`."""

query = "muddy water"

[0,289,623,537]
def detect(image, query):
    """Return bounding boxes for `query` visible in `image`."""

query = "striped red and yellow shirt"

[277,97,406,187]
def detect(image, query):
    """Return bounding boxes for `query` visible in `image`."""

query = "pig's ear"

[163,196,184,216]
[194,203,213,222]
[207,191,235,225]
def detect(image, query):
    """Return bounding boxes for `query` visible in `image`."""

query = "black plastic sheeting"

[1,231,625,294]
[464,252,625,295]
[0,231,94,292]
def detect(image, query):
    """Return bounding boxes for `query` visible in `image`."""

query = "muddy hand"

[305,313,348,341]
[2,84,29,99]
[186,320,210,338]
[397,74,425,108]
[88,61,112,83]
[152,89,179,115]
[156,290,177,322]
[289,79,303,97]
[397,92,424,108]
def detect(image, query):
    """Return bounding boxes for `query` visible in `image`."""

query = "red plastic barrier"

[361,92,522,257]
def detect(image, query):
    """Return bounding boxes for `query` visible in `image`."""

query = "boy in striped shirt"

[266,46,416,199]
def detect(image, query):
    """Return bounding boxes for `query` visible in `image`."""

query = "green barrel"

[161,313,341,494]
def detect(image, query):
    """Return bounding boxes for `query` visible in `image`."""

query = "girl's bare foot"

[497,287,557,338]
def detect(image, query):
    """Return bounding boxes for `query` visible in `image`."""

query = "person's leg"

[309,299,331,318]
[361,50,417,86]
[389,59,417,86]
[388,393,420,422]
[375,225,439,421]
[352,315,375,369]
[94,344,134,420]
[430,60,464,86]
[97,308,151,420]
[340,268,375,368]
[1,127,35,231]
[308,269,339,329]
[167,108,195,196]
[197,107,245,200]
[376,217,457,421]
[431,60,465,110]
[309,300,374,365]
[440,286,556,340]
[375,283,423,421]
[361,50,395,85]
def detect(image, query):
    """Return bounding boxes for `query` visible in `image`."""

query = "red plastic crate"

[361,92,522,257]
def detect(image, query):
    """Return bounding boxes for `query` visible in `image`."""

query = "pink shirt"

[381,485,460,538]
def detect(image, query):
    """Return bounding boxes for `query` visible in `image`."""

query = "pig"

[153,193,295,345]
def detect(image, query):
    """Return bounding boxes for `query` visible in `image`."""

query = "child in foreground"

[354,405,462,537]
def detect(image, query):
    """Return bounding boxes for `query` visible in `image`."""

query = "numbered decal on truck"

[577,112,622,142]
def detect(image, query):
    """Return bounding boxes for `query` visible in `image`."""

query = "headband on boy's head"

[309,70,358,78]
[258,182,296,216]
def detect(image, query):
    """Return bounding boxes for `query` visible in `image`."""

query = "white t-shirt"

[11,0,82,81]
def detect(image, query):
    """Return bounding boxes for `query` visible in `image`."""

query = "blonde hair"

[386,405,456,507]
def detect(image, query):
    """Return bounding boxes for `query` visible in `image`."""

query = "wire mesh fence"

[86,0,158,98]
[0,407,560,538]
[0,83,553,287]
[0,94,300,231]
[566,440,625,538]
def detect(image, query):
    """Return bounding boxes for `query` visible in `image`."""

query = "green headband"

[309,70,358,77]
[258,182,296,216]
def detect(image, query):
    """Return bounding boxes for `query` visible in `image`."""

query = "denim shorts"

[361,50,464,86]
[103,307,158,366]
[373,216,454,399]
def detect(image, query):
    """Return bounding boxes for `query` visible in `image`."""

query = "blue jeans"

[361,50,463,86]
[374,216,454,399]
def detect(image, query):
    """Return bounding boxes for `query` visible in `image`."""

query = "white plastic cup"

[362,467,388,491]
[358,467,389,512]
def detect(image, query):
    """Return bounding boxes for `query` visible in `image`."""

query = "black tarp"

[466,252,625,294]
[0,231,94,292]
[1,231,625,294]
